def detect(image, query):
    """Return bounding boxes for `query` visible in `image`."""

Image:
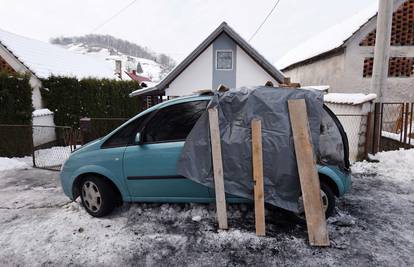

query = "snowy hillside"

[61,43,163,82]
[51,35,176,83]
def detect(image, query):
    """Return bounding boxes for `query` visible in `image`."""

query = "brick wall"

[360,0,414,46]
[363,57,414,77]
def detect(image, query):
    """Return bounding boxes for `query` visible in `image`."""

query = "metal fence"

[0,124,78,171]
[335,114,370,162]
[372,102,413,153]
[1,103,412,170]
[32,125,79,170]
[0,118,129,171]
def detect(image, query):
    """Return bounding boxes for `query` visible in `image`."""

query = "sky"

[0,0,378,64]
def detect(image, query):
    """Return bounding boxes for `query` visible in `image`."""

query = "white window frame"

[216,50,233,71]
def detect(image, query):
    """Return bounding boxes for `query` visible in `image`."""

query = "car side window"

[143,100,208,143]
[102,112,151,148]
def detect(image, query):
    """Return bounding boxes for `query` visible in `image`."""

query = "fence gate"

[32,125,79,170]
[372,102,413,153]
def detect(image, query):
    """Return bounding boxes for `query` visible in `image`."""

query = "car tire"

[80,176,116,217]
[320,181,335,218]
[296,181,336,221]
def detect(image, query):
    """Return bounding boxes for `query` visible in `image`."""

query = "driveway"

[0,150,413,266]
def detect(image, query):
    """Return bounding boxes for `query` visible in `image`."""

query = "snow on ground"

[382,131,414,145]
[0,157,30,171]
[352,149,414,187]
[0,150,413,266]
[0,146,73,172]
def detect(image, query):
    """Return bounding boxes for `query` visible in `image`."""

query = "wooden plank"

[252,119,266,236]
[208,107,228,230]
[288,99,330,247]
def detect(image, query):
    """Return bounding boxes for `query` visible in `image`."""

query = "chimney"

[132,70,137,75]
[115,60,122,79]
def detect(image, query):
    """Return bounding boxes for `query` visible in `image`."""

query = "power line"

[248,0,281,42]
[90,0,138,33]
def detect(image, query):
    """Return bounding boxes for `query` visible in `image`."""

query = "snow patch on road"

[0,157,30,172]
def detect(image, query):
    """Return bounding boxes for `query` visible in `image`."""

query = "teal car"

[60,94,351,217]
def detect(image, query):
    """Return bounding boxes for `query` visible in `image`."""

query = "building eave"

[281,46,346,72]
[129,85,160,97]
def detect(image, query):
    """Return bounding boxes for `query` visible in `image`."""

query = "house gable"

[236,46,277,87]
[130,22,285,97]
[166,46,213,97]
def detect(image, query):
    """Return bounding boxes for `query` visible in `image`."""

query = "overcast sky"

[0,0,377,63]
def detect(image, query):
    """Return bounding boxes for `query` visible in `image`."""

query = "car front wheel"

[80,176,116,217]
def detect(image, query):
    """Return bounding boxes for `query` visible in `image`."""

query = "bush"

[0,72,33,124]
[0,72,33,156]
[41,76,144,128]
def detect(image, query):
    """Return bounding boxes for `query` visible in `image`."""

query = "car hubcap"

[82,181,102,212]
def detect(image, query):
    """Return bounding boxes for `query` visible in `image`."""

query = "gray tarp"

[177,86,344,212]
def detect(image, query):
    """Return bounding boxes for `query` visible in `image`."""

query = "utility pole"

[370,0,394,102]
[371,0,393,154]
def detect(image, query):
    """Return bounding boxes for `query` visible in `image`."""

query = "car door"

[123,100,211,201]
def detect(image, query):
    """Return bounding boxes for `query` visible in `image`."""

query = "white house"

[277,0,414,102]
[130,22,286,98]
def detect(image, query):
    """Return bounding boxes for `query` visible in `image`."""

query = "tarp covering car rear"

[177,86,346,212]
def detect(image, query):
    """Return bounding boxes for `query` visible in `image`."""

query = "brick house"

[277,0,414,102]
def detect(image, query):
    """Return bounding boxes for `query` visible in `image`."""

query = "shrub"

[0,72,33,156]
[41,76,144,128]
[0,72,33,124]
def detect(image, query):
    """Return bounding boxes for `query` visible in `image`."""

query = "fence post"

[403,103,409,149]
[372,103,381,154]
[30,125,36,167]
[364,111,372,159]
[409,103,413,147]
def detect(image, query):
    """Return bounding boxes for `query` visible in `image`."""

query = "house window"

[216,50,233,70]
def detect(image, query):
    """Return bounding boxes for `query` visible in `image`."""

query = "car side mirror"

[135,132,142,144]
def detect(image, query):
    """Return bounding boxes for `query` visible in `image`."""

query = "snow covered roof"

[0,28,117,79]
[125,71,152,82]
[276,3,379,70]
[324,93,377,105]
[32,108,53,117]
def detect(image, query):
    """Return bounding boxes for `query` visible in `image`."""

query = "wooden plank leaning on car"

[288,99,330,246]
